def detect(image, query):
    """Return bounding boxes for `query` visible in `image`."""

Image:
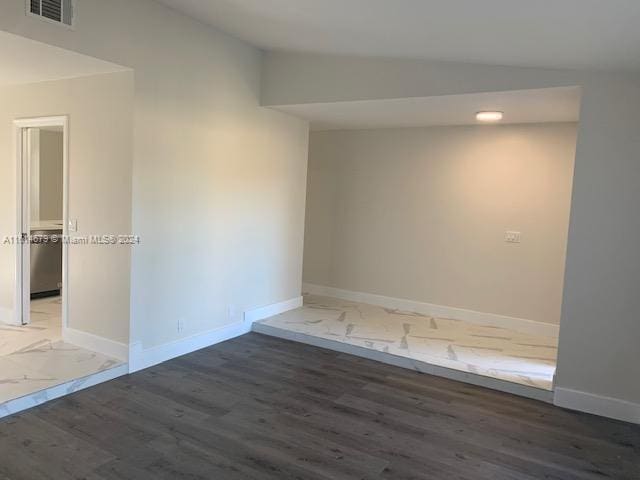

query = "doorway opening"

[15,117,68,332]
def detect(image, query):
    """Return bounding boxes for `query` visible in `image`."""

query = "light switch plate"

[68,219,78,232]
[505,231,522,243]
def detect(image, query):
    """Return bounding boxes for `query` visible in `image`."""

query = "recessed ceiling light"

[476,111,504,122]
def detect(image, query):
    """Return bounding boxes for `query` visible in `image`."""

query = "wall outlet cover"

[505,231,522,243]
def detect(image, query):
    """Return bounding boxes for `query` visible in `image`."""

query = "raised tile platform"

[254,294,558,402]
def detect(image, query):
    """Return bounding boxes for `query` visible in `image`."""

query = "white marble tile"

[0,297,62,357]
[6,341,121,381]
[259,294,559,391]
[0,364,128,419]
[1,296,125,410]
[0,357,61,401]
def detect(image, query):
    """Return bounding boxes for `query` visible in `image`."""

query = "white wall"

[38,130,63,221]
[305,123,577,325]
[0,0,309,349]
[263,52,640,421]
[262,52,579,106]
[556,80,640,415]
[0,72,134,342]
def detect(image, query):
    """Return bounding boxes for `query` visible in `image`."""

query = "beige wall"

[0,72,134,342]
[305,123,577,324]
[39,130,63,221]
[0,0,309,349]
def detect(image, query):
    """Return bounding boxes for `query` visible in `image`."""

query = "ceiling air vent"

[27,0,75,28]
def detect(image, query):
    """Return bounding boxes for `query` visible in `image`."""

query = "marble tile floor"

[0,296,124,408]
[257,294,559,391]
[0,297,63,357]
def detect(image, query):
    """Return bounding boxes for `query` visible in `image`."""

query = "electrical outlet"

[178,317,186,333]
[228,304,237,321]
[505,231,522,243]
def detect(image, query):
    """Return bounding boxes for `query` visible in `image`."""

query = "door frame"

[14,115,69,327]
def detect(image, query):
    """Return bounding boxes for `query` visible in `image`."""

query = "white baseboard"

[63,326,128,361]
[244,296,303,323]
[128,321,250,373]
[554,388,640,425]
[128,296,304,373]
[303,283,559,338]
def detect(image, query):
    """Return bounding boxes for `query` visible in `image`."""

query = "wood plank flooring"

[0,332,638,479]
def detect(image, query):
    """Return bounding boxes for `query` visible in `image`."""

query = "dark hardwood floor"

[0,332,638,480]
